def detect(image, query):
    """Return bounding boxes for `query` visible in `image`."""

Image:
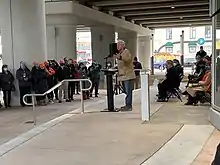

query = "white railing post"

[140,70,150,121]
[23,79,92,125]
[80,80,84,114]
[32,95,36,125]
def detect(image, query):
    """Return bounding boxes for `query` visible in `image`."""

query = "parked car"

[154,61,166,70]
[184,57,196,67]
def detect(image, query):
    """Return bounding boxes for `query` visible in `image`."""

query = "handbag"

[11,84,15,91]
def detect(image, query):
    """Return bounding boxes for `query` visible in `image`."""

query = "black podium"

[102,68,118,112]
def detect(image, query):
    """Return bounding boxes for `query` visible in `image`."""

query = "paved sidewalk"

[0,80,214,164]
[192,130,220,165]
[0,86,213,165]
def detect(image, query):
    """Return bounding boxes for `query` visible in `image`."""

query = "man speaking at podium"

[114,40,136,111]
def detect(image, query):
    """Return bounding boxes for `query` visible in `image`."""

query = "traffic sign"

[197,38,205,45]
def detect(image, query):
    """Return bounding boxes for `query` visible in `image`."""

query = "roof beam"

[117,6,209,16]
[137,16,211,24]
[147,22,211,29]
[105,0,209,12]
[129,11,209,21]
[92,0,178,7]
[143,21,211,28]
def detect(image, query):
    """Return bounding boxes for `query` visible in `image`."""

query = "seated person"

[157,60,179,102]
[186,55,206,87]
[173,59,184,88]
[184,68,211,105]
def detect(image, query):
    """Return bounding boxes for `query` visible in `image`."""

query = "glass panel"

[166,28,172,40]
[190,27,196,39]
[214,1,220,109]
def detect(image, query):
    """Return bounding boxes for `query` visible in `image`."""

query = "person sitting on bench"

[157,60,179,102]
[173,59,183,89]
[184,67,211,105]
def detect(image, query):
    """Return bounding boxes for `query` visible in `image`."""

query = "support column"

[4,0,47,69]
[1,0,47,105]
[180,30,184,66]
[118,31,137,58]
[137,36,151,70]
[47,26,77,60]
[91,26,115,88]
[91,26,115,66]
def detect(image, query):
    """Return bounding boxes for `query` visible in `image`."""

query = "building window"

[190,27,196,39]
[166,28,172,40]
[166,47,173,53]
[205,26,211,38]
[189,46,196,53]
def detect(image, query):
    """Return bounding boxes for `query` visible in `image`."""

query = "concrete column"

[0,0,47,105]
[4,0,47,69]
[91,26,115,68]
[91,26,115,89]
[47,26,77,60]
[118,31,137,58]
[137,36,151,70]
[180,30,184,66]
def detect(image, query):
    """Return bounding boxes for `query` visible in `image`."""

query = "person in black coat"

[0,65,14,108]
[56,60,70,103]
[133,57,142,89]
[16,61,32,106]
[78,63,90,100]
[157,60,178,102]
[196,46,207,58]
[88,61,102,97]
[34,63,48,105]
[173,59,184,88]
[67,59,76,100]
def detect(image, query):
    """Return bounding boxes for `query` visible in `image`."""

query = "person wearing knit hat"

[57,59,71,103]
[16,61,32,107]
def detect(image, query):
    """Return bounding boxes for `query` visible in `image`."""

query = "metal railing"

[23,79,92,125]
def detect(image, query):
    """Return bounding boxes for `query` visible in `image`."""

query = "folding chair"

[166,88,183,102]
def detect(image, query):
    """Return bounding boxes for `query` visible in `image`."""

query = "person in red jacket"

[44,61,56,103]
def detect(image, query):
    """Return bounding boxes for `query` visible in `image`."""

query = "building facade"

[154,26,213,59]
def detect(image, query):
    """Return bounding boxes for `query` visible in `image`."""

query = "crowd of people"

[0,58,102,108]
[156,46,212,105]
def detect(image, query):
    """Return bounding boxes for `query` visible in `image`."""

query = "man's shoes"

[120,106,132,111]
[184,102,193,105]
[182,91,188,95]
[95,95,98,97]
[156,98,166,102]
[66,99,71,102]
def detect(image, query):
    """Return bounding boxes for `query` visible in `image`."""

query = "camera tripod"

[113,74,124,95]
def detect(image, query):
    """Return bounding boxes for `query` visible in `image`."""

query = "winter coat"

[0,71,15,91]
[16,67,32,88]
[88,64,102,80]
[68,64,76,79]
[56,66,70,82]
[34,69,48,94]
[78,65,89,89]
[133,61,142,76]
[117,49,136,81]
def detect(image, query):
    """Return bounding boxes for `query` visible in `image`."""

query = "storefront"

[210,0,220,129]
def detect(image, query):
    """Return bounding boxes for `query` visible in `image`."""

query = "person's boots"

[185,95,194,105]
[83,92,87,100]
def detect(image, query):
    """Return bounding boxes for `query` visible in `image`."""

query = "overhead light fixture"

[180,17,183,19]
[171,6,175,9]
[189,24,192,26]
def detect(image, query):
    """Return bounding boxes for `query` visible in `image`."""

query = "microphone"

[104,55,111,59]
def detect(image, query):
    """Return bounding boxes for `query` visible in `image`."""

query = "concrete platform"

[0,87,213,165]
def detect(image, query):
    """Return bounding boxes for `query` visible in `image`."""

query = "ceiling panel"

[75,0,211,29]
